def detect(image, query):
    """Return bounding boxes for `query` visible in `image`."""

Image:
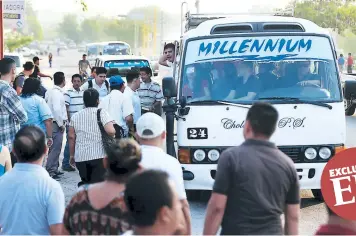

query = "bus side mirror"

[163,77,177,98]
[344,79,356,100]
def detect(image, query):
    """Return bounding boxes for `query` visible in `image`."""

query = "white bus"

[162,12,354,201]
[86,41,132,65]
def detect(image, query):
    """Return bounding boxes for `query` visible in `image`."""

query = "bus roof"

[96,55,149,61]
[86,41,130,46]
[183,15,331,39]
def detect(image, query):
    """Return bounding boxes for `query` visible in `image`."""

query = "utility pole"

[160,11,164,54]
[0,0,4,58]
[195,0,200,13]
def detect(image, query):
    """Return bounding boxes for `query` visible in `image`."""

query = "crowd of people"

[0,48,354,235]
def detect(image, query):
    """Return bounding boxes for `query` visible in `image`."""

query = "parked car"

[19,47,39,57]
[4,53,25,74]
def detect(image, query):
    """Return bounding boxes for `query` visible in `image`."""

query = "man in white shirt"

[123,70,141,134]
[45,72,68,179]
[136,113,191,235]
[99,75,134,137]
[80,67,109,99]
[158,43,179,82]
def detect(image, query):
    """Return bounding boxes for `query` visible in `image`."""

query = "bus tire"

[346,104,355,116]
[312,189,324,201]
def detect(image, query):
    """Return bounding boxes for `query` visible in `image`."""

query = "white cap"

[136,113,165,139]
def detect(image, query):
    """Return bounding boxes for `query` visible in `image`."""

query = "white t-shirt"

[98,90,134,135]
[124,87,141,124]
[140,145,187,200]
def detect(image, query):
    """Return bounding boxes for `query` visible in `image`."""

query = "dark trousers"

[348,65,353,73]
[76,158,106,187]
[10,152,16,167]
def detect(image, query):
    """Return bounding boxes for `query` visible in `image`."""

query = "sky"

[32,0,290,16]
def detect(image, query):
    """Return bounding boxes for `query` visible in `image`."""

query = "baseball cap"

[109,75,125,87]
[136,113,165,139]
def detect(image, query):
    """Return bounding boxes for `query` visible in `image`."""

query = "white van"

[162,12,353,200]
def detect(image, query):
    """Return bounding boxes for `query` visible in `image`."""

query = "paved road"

[34,49,356,235]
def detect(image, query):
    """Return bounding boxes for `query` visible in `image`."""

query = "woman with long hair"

[62,139,142,235]
[19,78,53,149]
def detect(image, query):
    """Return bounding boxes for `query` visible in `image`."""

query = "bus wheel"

[187,190,200,201]
[312,189,324,201]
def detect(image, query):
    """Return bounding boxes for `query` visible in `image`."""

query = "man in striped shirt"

[62,74,84,172]
[138,67,164,116]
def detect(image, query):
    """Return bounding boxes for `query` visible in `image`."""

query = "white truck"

[161,9,355,200]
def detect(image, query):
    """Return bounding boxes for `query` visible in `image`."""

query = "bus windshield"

[104,60,149,77]
[181,35,341,104]
[87,45,99,56]
[103,43,131,55]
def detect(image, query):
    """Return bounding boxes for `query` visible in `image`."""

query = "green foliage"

[292,0,356,33]
[58,14,81,43]
[5,33,33,52]
[24,1,43,40]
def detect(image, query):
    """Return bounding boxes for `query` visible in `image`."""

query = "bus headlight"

[193,149,206,162]
[305,148,317,160]
[208,149,220,161]
[319,147,332,160]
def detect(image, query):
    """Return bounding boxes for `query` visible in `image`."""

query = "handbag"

[96,108,116,151]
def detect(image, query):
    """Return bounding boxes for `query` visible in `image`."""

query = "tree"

[24,1,43,40]
[291,0,356,34]
[5,33,33,52]
[58,14,81,43]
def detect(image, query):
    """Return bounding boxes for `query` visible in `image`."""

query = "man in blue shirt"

[0,126,65,235]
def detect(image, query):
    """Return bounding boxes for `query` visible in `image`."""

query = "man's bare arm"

[181,199,191,235]
[50,223,63,235]
[284,203,300,235]
[203,192,227,235]
[159,54,169,67]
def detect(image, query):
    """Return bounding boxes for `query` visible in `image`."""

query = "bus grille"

[278,147,302,163]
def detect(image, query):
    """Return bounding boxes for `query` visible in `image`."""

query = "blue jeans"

[62,126,70,169]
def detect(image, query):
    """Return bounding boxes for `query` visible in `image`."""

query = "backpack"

[88,79,109,93]
[13,72,25,91]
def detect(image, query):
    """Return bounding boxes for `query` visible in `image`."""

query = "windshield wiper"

[258,97,332,109]
[188,100,250,109]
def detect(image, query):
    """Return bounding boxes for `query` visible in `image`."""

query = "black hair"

[111,84,125,91]
[164,43,175,52]
[23,61,35,71]
[91,67,97,73]
[54,72,65,85]
[105,139,141,182]
[0,57,16,75]
[72,74,83,82]
[124,170,173,227]
[139,67,152,76]
[96,67,107,75]
[33,57,40,63]
[13,125,46,162]
[126,70,140,83]
[83,88,99,107]
[21,78,41,97]
[246,102,278,138]
[340,54,343,57]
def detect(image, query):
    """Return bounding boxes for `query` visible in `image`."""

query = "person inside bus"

[225,61,261,101]
[278,61,320,88]
[258,63,278,92]
[182,64,211,101]
[211,62,238,100]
